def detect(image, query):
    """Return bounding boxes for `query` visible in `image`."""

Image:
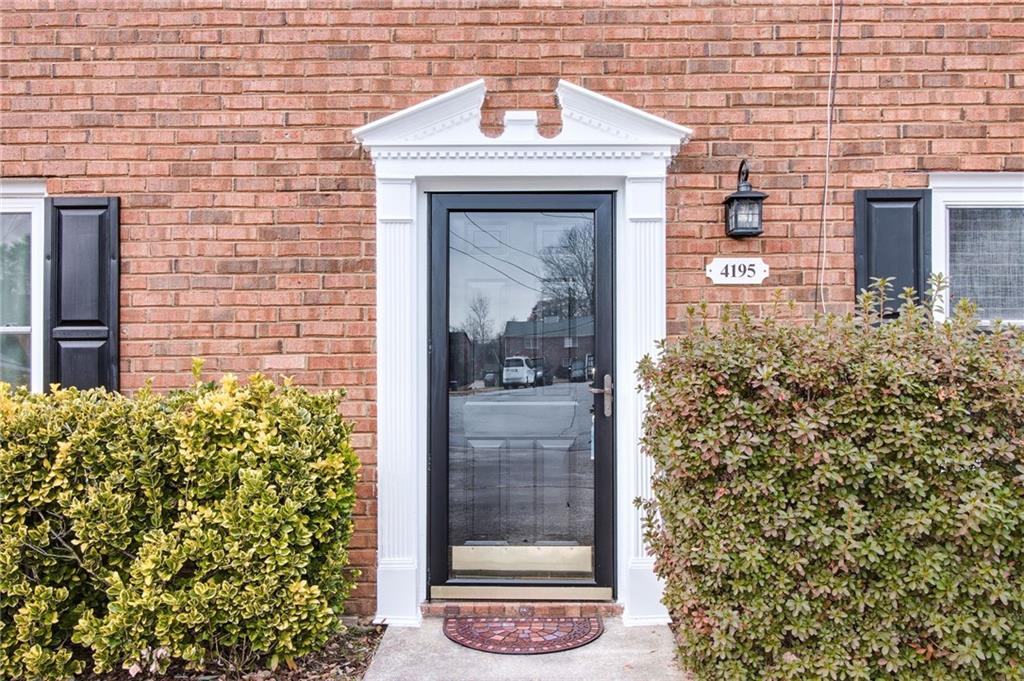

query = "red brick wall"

[2,0,1022,614]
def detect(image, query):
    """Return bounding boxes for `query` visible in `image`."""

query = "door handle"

[589,373,613,418]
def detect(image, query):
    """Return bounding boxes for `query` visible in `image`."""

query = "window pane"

[1,212,32,327]
[949,207,1024,320]
[0,333,31,387]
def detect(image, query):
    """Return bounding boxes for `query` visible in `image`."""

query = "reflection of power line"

[450,230,542,281]
[539,212,592,220]
[458,213,545,262]
[449,245,544,293]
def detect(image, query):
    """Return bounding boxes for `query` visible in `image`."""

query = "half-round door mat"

[443,616,603,655]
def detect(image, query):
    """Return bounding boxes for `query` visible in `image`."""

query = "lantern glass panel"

[737,200,759,231]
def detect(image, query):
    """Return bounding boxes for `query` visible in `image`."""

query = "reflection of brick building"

[503,316,593,378]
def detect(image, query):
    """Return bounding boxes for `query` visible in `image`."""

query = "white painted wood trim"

[929,173,1024,324]
[0,180,46,393]
[371,176,424,627]
[929,172,1024,190]
[618,177,671,626]
[358,80,690,626]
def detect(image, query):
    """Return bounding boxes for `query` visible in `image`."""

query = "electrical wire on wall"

[816,0,846,312]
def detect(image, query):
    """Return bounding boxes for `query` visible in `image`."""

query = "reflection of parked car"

[483,370,497,387]
[502,356,536,388]
[531,358,554,386]
[569,359,586,382]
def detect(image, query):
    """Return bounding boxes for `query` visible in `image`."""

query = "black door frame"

[428,192,616,593]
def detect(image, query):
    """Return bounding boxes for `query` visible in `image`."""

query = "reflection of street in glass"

[446,210,597,580]
[447,382,595,576]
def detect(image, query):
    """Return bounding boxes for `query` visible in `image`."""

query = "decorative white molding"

[354,79,487,147]
[556,80,691,146]
[354,79,692,156]
[369,148,674,161]
[356,80,691,627]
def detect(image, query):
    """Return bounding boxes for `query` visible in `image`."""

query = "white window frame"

[0,179,46,392]
[930,173,1024,324]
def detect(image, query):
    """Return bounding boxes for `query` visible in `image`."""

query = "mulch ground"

[83,621,385,681]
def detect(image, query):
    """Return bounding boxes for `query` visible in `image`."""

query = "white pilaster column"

[373,176,423,626]
[617,176,671,625]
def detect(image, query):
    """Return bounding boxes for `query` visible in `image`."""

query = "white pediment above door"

[353,79,692,160]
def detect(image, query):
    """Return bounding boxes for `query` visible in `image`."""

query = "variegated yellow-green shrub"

[640,280,1024,680]
[0,365,359,680]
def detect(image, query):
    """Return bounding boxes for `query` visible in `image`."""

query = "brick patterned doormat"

[443,616,603,655]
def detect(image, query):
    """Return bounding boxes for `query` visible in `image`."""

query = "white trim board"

[0,180,46,393]
[355,80,692,627]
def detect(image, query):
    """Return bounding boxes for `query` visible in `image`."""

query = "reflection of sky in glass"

[1,212,32,327]
[448,212,592,333]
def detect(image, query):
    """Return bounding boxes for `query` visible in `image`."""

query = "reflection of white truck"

[502,356,536,388]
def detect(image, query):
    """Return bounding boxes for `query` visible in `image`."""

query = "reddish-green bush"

[641,282,1024,680]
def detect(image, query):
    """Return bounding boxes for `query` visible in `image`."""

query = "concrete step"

[363,618,690,681]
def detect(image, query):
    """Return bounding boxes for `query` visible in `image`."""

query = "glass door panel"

[430,193,614,591]
[447,210,596,580]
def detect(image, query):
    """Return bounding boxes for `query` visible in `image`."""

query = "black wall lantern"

[723,160,767,238]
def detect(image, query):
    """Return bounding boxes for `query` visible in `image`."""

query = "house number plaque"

[705,257,769,285]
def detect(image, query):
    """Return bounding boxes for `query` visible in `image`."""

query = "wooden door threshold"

[430,585,612,601]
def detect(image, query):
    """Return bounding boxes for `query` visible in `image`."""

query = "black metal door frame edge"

[427,191,616,594]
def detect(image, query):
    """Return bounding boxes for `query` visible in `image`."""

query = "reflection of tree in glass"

[457,293,496,383]
[1,230,31,325]
[538,223,594,320]
[462,292,493,344]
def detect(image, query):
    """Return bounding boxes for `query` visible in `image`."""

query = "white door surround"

[354,80,692,626]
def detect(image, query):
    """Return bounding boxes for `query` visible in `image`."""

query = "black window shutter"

[854,189,931,313]
[43,197,119,391]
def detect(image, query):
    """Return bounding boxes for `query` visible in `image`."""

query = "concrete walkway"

[363,618,690,681]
